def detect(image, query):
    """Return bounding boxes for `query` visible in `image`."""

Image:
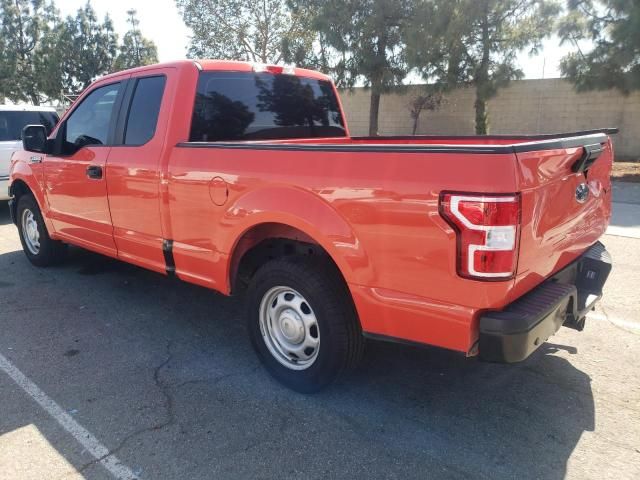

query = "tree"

[407,91,445,134]
[176,0,315,65]
[57,2,118,93]
[559,0,640,93]
[0,0,62,105]
[33,12,65,100]
[0,17,13,102]
[113,9,158,71]
[406,0,560,134]
[296,0,414,136]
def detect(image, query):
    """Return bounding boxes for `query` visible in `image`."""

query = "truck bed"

[172,128,614,351]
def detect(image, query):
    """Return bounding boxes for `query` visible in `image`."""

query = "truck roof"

[98,59,332,83]
[0,105,57,112]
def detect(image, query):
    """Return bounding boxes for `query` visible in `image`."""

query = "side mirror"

[22,125,50,154]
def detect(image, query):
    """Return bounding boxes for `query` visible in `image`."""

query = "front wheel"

[16,194,66,267]
[246,256,364,393]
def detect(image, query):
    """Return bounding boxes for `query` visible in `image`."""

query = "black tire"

[16,194,67,267]
[246,256,364,393]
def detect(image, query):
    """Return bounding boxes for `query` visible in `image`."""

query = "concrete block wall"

[339,78,640,160]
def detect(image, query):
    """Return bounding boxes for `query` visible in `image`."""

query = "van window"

[0,111,58,141]
[124,76,166,145]
[189,71,346,142]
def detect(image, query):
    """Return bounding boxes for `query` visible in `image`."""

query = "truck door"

[105,71,169,273]
[43,81,126,257]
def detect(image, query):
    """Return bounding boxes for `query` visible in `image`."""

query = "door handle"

[86,165,103,179]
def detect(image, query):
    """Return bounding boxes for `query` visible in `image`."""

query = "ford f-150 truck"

[9,60,613,392]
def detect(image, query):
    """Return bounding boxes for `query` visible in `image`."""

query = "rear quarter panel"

[168,146,521,352]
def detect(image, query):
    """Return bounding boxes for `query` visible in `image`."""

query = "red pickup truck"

[9,60,612,392]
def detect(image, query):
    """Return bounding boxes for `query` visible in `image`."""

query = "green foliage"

[0,0,61,104]
[57,2,118,92]
[0,1,160,103]
[297,0,412,89]
[113,9,158,71]
[559,0,640,93]
[294,0,414,135]
[176,0,315,65]
[0,13,14,102]
[407,0,560,134]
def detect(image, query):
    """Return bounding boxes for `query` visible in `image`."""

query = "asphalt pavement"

[0,187,638,480]
[608,182,640,239]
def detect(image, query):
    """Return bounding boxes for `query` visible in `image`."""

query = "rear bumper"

[479,242,612,363]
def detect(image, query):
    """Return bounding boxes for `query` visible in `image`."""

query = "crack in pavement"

[595,306,640,335]
[76,345,261,476]
[77,340,176,477]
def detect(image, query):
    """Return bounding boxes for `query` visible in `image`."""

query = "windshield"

[0,110,59,142]
[189,71,347,142]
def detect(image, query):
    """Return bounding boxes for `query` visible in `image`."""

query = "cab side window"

[123,76,166,145]
[65,83,121,148]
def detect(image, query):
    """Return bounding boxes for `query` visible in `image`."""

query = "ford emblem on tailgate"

[575,183,589,204]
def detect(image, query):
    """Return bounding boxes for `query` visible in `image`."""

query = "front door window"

[65,83,121,149]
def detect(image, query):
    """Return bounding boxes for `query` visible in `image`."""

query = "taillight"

[439,193,521,280]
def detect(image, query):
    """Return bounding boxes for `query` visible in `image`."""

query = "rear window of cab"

[189,71,347,142]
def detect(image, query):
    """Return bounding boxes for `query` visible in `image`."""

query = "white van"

[0,105,59,200]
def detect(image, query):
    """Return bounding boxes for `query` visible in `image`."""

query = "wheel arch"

[223,186,371,294]
[228,221,354,295]
[9,172,53,233]
[8,178,35,225]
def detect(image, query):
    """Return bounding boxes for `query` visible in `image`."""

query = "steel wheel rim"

[21,208,40,255]
[259,286,320,370]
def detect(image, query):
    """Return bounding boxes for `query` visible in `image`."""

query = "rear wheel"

[246,256,364,393]
[16,194,66,267]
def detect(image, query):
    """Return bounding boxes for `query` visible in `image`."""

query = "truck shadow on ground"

[0,245,594,480]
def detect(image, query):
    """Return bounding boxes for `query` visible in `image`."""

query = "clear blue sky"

[59,0,575,80]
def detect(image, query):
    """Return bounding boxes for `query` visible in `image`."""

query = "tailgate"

[510,132,613,299]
